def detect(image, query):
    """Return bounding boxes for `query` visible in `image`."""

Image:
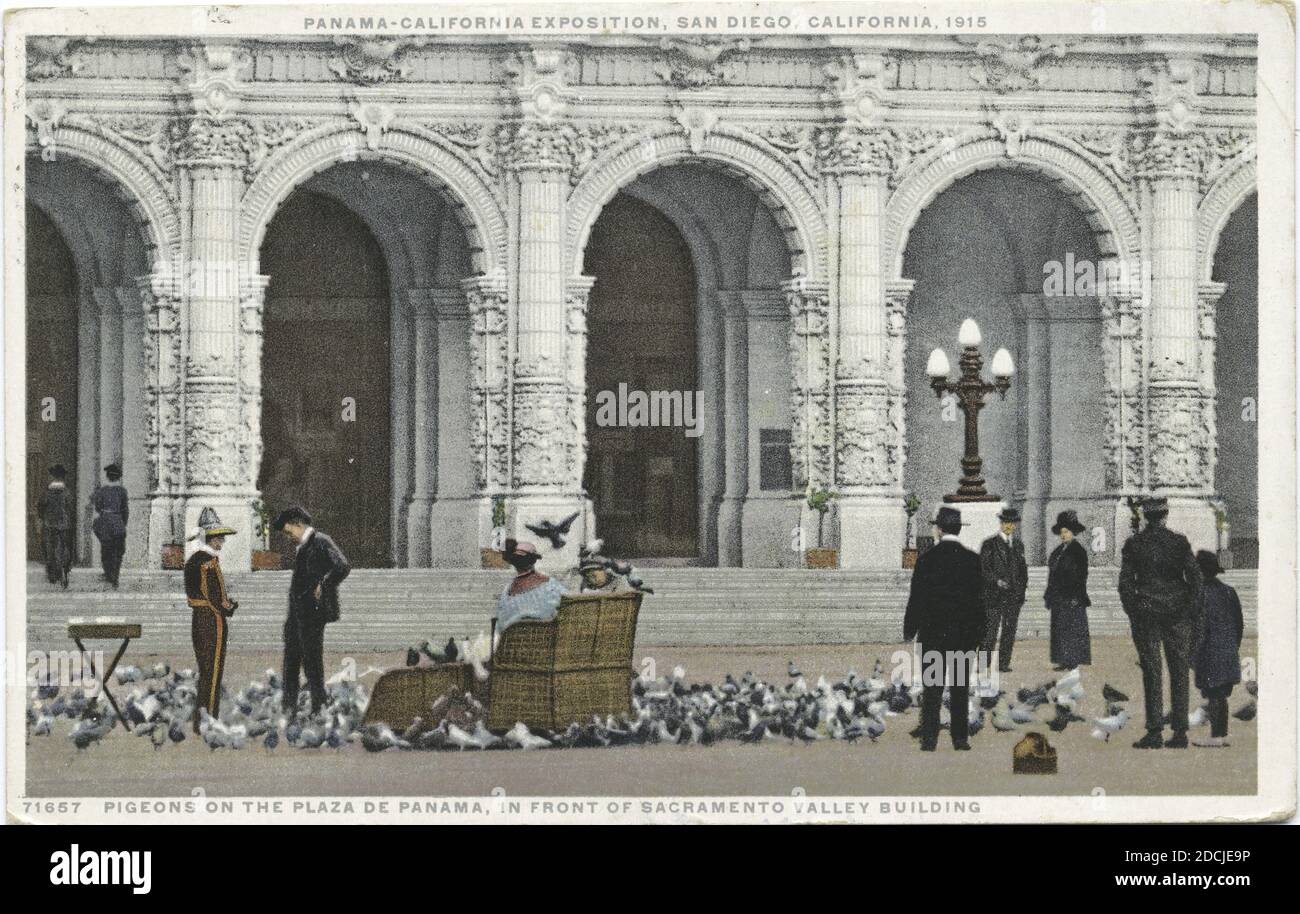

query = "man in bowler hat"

[38,463,73,588]
[979,507,1028,673]
[1119,496,1203,749]
[904,506,985,751]
[91,462,129,587]
[273,506,351,717]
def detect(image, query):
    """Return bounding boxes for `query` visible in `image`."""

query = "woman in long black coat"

[1044,510,1091,670]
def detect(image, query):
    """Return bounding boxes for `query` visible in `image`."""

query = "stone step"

[24,564,1258,650]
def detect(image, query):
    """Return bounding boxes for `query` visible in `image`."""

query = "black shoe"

[998,667,1012,674]
[1133,730,1164,749]
[920,743,937,752]
[909,724,924,739]
[953,741,971,751]
[1165,732,1188,749]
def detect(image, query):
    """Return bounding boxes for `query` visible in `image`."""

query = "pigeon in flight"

[525,512,581,549]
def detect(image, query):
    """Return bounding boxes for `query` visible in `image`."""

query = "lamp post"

[926,318,1015,503]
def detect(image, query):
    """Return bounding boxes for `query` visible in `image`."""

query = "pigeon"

[1244,679,1257,698]
[1188,705,1209,728]
[1091,708,1130,741]
[787,661,802,679]
[1233,701,1256,721]
[360,723,409,752]
[263,730,279,752]
[504,722,551,750]
[1102,683,1129,703]
[524,512,580,549]
[625,574,654,595]
[405,648,420,667]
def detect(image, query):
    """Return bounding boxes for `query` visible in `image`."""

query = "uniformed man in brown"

[185,507,238,732]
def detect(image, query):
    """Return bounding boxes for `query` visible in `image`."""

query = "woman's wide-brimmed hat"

[1196,549,1224,579]
[1051,510,1086,535]
[195,506,236,539]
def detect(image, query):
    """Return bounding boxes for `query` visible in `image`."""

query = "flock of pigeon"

[26,657,1258,755]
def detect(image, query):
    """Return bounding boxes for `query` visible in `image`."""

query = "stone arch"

[887,131,1141,279]
[26,123,181,264]
[239,122,506,276]
[567,123,830,283]
[1199,156,1257,280]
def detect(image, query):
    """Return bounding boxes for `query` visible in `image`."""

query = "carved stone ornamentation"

[27,37,93,80]
[349,101,395,152]
[184,385,244,488]
[497,120,636,181]
[1133,131,1207,182]
[464,275,511,492]
[785,280,833,490]
[424,122,501,178]
[1138,57,1201,135]
[504,47,580,125]
[565,278,596,490]
[1148,389,1213,491]
[962,35,1069,94]
[672,105,719,156]
[836,384,897,488]
[512,382,571,489]
[815,125,894,176]
[1101,292,1146,492]
[140,273,185,495]
[329,37,428,84]
[655,37,751,89]
[821,52,893,124]
[171,115,255,169]
[25,100,65,162]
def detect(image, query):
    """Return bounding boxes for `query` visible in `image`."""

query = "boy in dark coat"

[904,506,984,752]
[1191,550,1243,748]
[273,506,351,716]
[37,463,72,587]
[979,507,1028,672]
[91,462,129,587]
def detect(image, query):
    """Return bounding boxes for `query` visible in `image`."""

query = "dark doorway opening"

[26,203,79,562]
[584,194,699,559]
[259,191,393,567]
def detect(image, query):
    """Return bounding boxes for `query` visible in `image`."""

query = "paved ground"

[21,637,1257,799]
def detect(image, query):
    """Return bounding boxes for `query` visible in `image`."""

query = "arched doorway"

[581,163,793,566]
[26,203,79,561]
[584,194,699,558]
[259,191,393,567]
[255,160,478,567]
[1212,192,1258,566]
[902,169,1108,562]
[26,157,152,567]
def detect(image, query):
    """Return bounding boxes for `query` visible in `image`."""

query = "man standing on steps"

[979,507,1028,674]
[185,507,238,733]
[91,462,129,588]
[1119,496,1203,750]
[38,463,73,588]
[904,506,985,752]
[273,506,351,718]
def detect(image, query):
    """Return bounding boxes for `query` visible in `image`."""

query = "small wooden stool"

[67,622,142,730]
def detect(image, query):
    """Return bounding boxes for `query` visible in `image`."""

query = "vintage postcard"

[3,0,1294,826]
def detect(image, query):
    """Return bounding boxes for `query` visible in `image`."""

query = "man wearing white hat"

[185,507,238,732]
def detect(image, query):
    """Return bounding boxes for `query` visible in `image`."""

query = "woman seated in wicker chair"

[496,539,567,633]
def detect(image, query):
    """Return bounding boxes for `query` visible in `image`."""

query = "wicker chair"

[486,590,642,733]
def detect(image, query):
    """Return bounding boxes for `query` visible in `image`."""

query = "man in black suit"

[904,506,985,752]
[1119,496,1202,749]
[979,507,1028,673]
[272,506,351,717]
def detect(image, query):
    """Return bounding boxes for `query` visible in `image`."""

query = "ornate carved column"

[175,43,256,567]
[503,118,587,564]
[463,273,511,551]
[1135,83,1218,549]
[138,270,185,560]
[784,277,833,495]
[93,287,125,474]
[821,124,906,568]
[427,288,479,566]
[717,292,749,566]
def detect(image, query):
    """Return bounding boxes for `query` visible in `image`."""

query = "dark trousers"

[919,650,971,748]
[283,612,327,713]
[1202,683,1234,738]
[192,607,229,732]
[99,534,125,585]
[981,598,1023,671]
[44,528,71,583]
[1130,613,1193,733]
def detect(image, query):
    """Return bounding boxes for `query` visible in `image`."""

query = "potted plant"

[160,492,184,570]
[902,493,922,568]
[481,494,511,569]
[251,498,283,570]
[1213,502,1233,570]
[804,487,837,569]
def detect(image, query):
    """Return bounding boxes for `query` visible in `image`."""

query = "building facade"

[22,34,1258,571]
